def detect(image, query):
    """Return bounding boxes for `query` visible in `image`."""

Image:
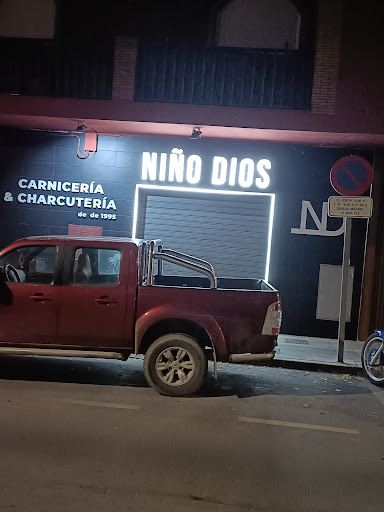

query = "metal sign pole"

[337,217,352,363]
[330,155,374,363]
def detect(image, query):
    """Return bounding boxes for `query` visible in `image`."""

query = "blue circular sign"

[330,156,374,196]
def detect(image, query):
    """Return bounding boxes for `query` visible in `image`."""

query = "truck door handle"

[30,293,52,302]
[95,296,117,305]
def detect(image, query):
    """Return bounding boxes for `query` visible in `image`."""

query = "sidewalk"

[266,334,364,376]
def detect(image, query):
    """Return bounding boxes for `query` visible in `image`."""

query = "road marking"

[238,416,359,435]
[59,399,140,410]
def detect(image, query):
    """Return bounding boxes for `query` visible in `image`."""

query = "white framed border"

[132,184,275,282]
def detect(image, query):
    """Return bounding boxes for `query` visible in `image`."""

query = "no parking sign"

[329,155,374,363]
[330,155,374,196]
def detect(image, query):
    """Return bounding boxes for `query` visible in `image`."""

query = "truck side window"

[0,246,57,285]
[72,248,121,286]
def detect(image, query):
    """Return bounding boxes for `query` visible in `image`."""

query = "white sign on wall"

[3,178,118,221]
[291,200,346,237]
[141,148,271,190]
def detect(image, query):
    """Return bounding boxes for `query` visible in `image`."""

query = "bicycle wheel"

[361,334,384,387]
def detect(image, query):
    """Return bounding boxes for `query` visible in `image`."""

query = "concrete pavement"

[268,335,364,376]
[1,355,384,511]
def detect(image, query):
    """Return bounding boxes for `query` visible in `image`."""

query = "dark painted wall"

[0,129,370,339]
[0,131,136,243]
[55,0,316,47]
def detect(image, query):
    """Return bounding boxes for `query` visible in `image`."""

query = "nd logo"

[291,201,345,237]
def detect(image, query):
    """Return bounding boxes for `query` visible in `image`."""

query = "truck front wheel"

[143,333,207,396]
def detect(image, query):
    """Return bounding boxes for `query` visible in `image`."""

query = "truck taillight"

[262,301,281,336]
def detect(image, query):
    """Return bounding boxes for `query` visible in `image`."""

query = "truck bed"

[153,275,276,291]
[137,281,279,361]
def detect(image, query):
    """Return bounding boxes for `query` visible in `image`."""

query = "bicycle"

[362,330,384,387]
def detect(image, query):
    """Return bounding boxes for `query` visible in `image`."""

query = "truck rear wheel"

[143,333,207,396]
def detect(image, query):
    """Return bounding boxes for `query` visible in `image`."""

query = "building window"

[216,0,301,49]
[0,0,56,39]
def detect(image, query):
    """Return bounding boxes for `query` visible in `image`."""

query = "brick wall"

[311,0,343,114]
[112,37,138,101]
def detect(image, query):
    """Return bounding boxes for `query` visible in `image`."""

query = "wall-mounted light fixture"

[72,121,98,159]
[75,122,88,132]
[190,127,202,139]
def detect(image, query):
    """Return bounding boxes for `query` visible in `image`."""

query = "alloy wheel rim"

[155,346,195,386]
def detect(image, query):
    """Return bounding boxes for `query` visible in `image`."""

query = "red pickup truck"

[0,236,281,396]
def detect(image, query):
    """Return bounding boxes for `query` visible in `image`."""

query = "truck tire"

[143,333,208,396]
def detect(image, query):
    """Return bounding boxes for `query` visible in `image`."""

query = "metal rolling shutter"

[142,193,272,279]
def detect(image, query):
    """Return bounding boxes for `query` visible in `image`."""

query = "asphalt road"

[0,355,383,512]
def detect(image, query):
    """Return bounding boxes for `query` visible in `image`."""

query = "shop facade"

[0,129,371,339]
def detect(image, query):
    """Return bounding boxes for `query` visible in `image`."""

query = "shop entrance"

[135,187,275,280]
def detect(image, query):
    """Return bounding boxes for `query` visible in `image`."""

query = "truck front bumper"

[229,351,275,364]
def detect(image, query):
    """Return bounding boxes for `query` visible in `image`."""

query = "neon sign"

[142,149,271,190]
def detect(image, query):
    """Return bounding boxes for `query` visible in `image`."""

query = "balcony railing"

[0,38,113,99]
[135,45,313,110]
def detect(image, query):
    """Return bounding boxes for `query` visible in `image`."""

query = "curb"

[262,358,365,377]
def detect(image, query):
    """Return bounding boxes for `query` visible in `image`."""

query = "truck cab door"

[58,244,129,348]
[0,244,63,345]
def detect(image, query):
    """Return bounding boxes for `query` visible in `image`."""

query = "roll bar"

[146,240,217,289]
[160,248,214,273]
